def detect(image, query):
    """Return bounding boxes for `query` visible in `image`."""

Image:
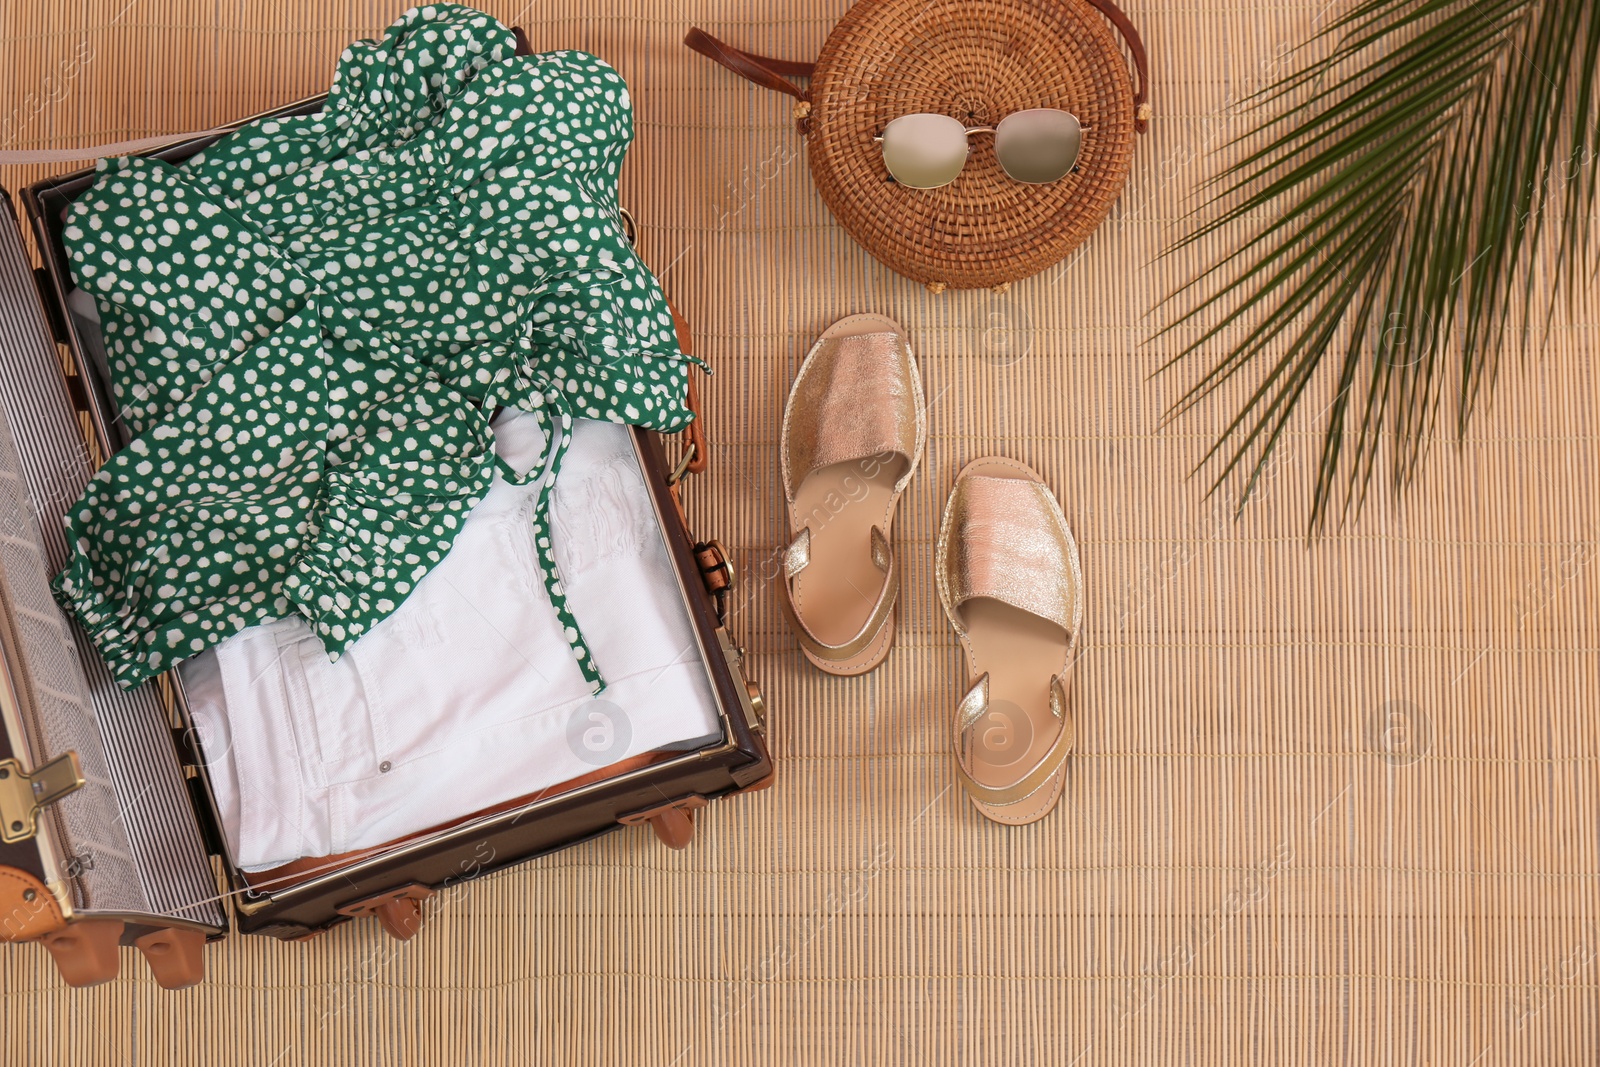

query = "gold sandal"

[936,457,1083,824]
[778,314,926,675]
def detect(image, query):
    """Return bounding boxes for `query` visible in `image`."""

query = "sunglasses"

[874,109,1086,189]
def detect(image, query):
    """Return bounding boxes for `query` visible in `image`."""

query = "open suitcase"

[0,96,770,989]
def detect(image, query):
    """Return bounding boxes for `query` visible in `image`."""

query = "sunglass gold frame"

[873,109,1089,188]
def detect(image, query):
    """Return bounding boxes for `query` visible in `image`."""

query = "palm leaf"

[1158,0,1600,534]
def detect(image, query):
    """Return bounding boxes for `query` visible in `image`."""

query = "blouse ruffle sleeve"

[281,374,496,656]
[51,309,334,688]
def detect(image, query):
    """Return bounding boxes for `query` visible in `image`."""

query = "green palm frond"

[1159,0,1600,534]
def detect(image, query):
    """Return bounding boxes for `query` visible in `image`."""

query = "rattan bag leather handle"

[685,0,1151,134]
[684,27,817,130]
[1081,0,1151,130]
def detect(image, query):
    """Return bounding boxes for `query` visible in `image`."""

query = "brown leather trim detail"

[0,865,65,941]
[337,884,436,942]
[134,926,207,990]
[683,27,813,98]
[1082,0,1152,131]
[619,795,708,850]
[40,919,123,987]
[669,302,710,478]
[683,28,815,133]
[666,300,707,528]
[694,540,735,595]
[686,5,1149,135]
[683,371,709,476]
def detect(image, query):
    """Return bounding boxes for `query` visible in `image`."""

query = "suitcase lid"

[0,189,224,932]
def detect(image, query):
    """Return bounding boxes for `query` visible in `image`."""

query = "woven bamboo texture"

[2,1,1597,1064]
[805,0,1138,289]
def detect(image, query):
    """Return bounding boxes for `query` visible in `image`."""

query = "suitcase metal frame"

[0,95,770,987]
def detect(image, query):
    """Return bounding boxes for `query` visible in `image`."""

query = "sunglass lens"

[880,114,970,189]
[994,109,1082,184]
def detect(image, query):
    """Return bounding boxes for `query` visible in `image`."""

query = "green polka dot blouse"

[52,4,698,691]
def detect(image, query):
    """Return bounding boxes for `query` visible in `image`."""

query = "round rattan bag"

[686,0,1150,291]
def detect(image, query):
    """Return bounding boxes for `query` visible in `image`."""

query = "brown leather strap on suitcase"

[666,301,709,532]
[672,304,709,479]
[685,0,1152,134]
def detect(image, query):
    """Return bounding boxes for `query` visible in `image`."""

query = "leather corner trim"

[0,865,66,942]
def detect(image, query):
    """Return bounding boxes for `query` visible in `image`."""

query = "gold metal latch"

[717,628,766,738]
[0,753,85,844]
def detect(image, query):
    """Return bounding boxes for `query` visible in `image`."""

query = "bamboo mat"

[3,1,1598,1064]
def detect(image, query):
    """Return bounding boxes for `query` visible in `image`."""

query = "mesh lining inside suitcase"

[0,207,222,927]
